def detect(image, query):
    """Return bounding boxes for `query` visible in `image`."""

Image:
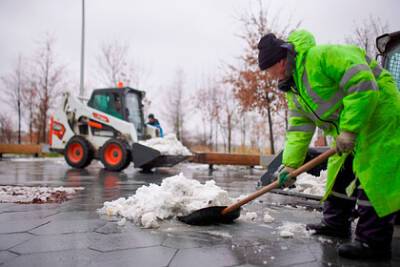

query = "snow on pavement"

[0,186,84,203]
[139,134,192,156]
[241,211,258,221]
[263,211,275,223]
[97,173,232,228]
[278,221,314,238]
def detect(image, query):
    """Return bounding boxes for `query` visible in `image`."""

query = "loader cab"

[87,87,146,139]
[376,31,400,88]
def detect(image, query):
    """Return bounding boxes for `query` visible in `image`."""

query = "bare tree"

[346,15,389,58]
[1,55,26,144]
[216,85,239,153]
[0,114,14,143]
[96,41,143,88]
[238,111,250,148]
[29,34,66,143]
[163,69,187,141]
[224,0,299,154]
[194,76,221,149]
[22,82,39,143]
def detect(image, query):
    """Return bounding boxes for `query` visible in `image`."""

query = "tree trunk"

[227,113,232,153]
[214,121,218,152]
[41,96,49,143]
[240,114,246,147]
[266,98,275,154]
[17,99,21,144]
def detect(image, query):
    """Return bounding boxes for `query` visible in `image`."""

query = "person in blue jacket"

[147,114,164,137]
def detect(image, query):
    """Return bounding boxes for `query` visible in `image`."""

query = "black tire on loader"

[121,153,132,170]
[64,136,94,169]
[99,139,131,172]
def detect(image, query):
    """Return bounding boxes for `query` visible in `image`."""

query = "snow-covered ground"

[0,186,84,203]
[139,134,192,156]
[7,157,65,163]
[98,173,232,228]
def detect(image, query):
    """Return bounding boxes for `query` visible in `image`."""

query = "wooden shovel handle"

[221,148,336,215]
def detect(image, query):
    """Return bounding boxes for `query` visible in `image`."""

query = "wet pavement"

[0,158,398,267]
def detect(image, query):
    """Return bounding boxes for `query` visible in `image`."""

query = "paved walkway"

[0,159,398,266]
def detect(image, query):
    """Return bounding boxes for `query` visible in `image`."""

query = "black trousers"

[322,156,397,248]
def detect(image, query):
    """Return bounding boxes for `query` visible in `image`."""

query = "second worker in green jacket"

[257,29,400,260]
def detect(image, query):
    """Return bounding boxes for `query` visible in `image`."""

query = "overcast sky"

[0,0,399,127]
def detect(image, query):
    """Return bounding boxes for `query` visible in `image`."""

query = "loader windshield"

[88,93,123,119]
[125,92,144,134]
[387,48,400,88]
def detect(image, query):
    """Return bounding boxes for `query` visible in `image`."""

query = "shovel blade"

[178,206,241,226]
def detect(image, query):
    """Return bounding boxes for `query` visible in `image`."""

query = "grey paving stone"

[0,219,50,234]
[88,246,177,267]
[0,251,18,265]
[0,209,59,223]
[10,232,98,254]
[0,204,60,213]
[162,236,220,249]
[170,246,244,267]
[94,222,123,234]
[88,230,165,252]
[0,233,33,250]
[5,249,99,267]
[0,203,17,212]
[29,219,106,235]
[308,242,395,267]
[162,231,227,249]
[228,242,318,267]
[46,211,100,221]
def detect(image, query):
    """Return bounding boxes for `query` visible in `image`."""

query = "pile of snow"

[97,173,232,228]
[277,221,314,238]
[290,170,327,196]
[241,211,258,222]
[263,211,275,223]
[0,186,84,203]
[139,134,192,156]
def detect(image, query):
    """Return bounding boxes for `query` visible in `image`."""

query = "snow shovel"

[178,148,336,226]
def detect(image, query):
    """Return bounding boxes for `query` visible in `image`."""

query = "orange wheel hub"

[67,143,84,163]
[104,143,123,166]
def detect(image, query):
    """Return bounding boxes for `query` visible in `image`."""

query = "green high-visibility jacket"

[282,30,400,217]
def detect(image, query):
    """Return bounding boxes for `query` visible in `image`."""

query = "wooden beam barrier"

[0,144,42,158]
[191,152,261,166]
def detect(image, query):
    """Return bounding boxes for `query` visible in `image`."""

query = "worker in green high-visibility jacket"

[257,30,400,260]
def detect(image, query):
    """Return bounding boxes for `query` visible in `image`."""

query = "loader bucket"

[131,143,161,168]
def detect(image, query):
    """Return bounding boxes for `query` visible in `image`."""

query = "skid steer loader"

[49,86,189,172]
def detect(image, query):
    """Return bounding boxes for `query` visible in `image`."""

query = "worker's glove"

[277,165,296,188]
[335,131,356,155]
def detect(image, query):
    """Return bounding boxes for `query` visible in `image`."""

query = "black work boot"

[338,240,391,260]
[306,221,351,238]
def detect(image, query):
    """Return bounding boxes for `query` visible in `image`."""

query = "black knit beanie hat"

[258,33,287,70]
